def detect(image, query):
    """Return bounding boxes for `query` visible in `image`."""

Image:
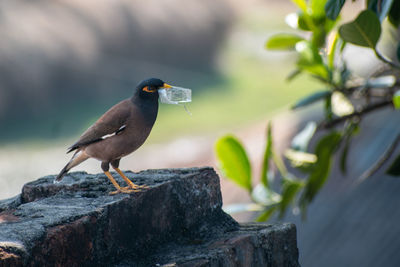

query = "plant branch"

[357,133,400,182]
[318,98,394,129]
[374,49,400,70]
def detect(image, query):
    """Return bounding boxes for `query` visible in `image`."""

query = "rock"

[0,167,299,266]
[124,223,299,267]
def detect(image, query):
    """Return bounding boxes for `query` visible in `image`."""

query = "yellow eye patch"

[143,86,156,93]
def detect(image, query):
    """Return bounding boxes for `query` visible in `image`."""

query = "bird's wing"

[67,100,131,153]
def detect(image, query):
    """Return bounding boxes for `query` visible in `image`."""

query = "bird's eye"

[143,86,155,93]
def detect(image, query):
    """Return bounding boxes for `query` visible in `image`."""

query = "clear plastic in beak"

[159,87,191,105]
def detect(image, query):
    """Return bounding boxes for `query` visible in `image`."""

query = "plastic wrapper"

[159,87,191,104]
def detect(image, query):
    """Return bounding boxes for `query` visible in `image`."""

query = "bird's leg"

[104,171,124,194]
[114,168,149,190]
[102,162,137,195]
[104,171,138,195]
[110,159,149,190]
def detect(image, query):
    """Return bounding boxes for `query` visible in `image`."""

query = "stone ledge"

[124,223,299,267]
[0,167,299,266]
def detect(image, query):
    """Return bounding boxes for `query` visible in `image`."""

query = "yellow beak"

[162,83,172,89]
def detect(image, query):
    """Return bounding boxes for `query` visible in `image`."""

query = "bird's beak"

[162,83,172,90]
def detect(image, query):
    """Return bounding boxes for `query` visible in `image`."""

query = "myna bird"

[56,78,172,194]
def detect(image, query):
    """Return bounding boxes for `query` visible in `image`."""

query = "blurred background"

[1,0,321,196]
[1,0,400,266]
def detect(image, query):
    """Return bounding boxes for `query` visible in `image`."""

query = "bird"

[55,78,172,194]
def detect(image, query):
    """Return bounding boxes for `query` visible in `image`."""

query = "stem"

[328,32,339,69]
[272,148,288,177]
[260,123,272,188]
[374,49,400,70]
[318,99,394,129]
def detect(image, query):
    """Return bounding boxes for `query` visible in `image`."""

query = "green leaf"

[339,138,350,174]
[301,132,342,205]
[325,92,333,120]
[291,121,317,151]
[339,39,347,53]
[292,90,331,109]
[325,0,346,20]
[296,41,330,79]
[389,0,400,27]
[286,13,300,29]
[256,206,277,222]
[286,11,318,32]
[285,149,318,167]
[299,60,330,78]
[339,10,381,48]
[285,13,312,31]
[287,69,303,81]
[279,179,304,218]
[251,184,282,206]
[291,0,308,12]
[272,148,289,177]
[298,12,313,31]
[339,123,359,174]
[223,203,264,214]
[261,122,273,188]
[215,135,252,191]
[393,91,400,109]
[311,0,328,18]
[386,153,400,176]
[285,149,317,173]
[266,34,304,50]
[331,91,354,116]
[339,62,351,86]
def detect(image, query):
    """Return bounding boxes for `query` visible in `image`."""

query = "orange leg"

[104,171,138,195]
[113,168,149,190]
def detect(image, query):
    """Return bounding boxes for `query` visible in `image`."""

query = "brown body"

[56,78,170,194]
[83,99,156,162]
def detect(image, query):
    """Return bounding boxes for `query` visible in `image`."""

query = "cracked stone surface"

[0,167,299,266]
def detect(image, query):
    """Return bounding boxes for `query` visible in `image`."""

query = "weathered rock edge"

[0,167,299,267]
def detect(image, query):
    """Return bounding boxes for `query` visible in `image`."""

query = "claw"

[109,190,120,195]
[124,184,149,190]
[121,184,149,191]
[109,188,139,195]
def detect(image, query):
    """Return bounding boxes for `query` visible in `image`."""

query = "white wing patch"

[101,125,126,140]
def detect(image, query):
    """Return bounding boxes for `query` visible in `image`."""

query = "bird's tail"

[56,164,70,182]
[55,150,90,182]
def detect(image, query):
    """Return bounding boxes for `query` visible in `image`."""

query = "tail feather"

[56,164,70,182]
[55,150,90,182]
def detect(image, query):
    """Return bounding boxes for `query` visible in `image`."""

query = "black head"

[135,78,171,95]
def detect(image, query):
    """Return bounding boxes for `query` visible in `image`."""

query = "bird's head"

[135,78,172,99]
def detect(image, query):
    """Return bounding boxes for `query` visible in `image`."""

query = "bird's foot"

[122,184,149,191]
[109,188,140,195]
[134,184,150,189]
[123,183,150,190]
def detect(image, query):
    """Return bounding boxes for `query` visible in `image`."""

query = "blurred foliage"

[216,0,400,221]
